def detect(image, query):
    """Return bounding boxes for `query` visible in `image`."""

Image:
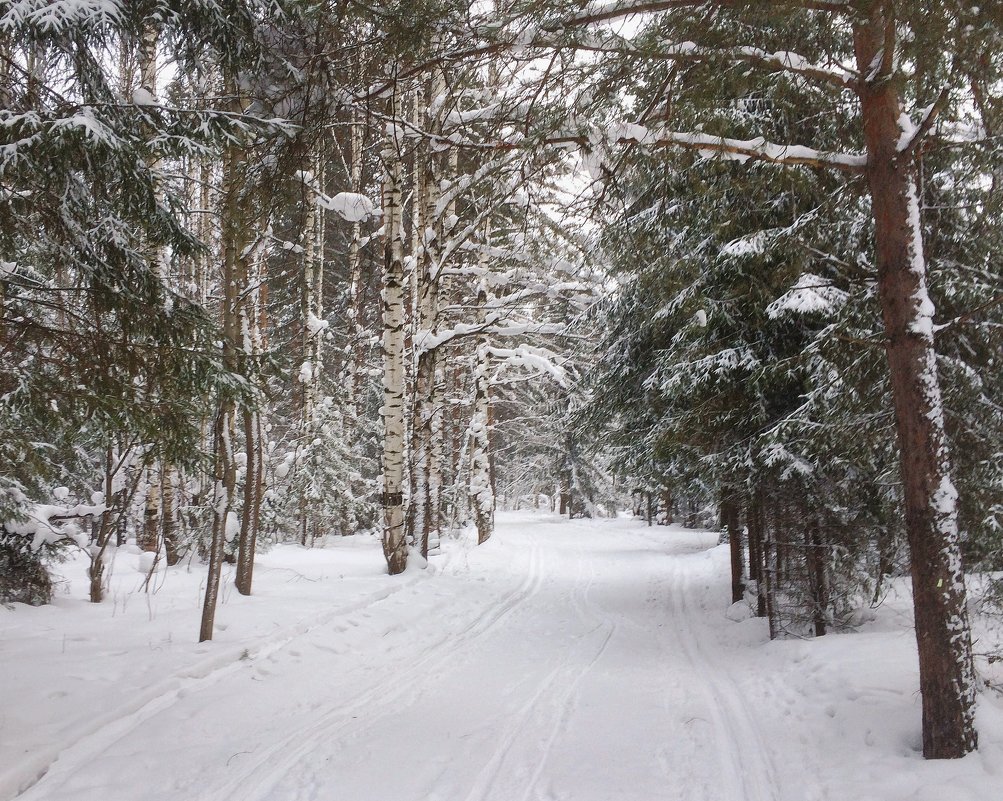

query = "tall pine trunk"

[854,7,977,758]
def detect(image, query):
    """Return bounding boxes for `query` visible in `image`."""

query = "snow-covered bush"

[0,534,55,606]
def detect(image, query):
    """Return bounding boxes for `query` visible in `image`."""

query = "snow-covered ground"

[2,512,1001,801]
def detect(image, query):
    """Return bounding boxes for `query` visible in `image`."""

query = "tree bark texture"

[723,495,744,605]
[199,407,230,643]
[235,408,260,595]
[408,63,449,558]
[854,6,977,758]
[806,518,827,638]
[469,278,495,546]
[380,113,408,575]
[162,465,180,566]
[140,464,160,553]
[347,113,365,410]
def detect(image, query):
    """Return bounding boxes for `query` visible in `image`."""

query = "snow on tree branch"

[581,125,867,172]
[487,344,570,387]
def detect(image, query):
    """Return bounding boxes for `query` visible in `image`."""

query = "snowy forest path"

[9,513,796,801]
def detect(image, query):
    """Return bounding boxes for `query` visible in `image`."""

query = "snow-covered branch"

[415,321,567,356]
[565,125,867,172]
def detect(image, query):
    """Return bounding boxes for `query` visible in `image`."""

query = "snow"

[321,192,380,223]
[2,513,1001,801]
[0,1,123,32]
[50,109,116,144]
[130,87,158,107]
[416,321,566,355]
[623,129,868,170]
[904,179,936,340]
[4,501,106,551]
[486,344,569,386]
[223,510,239,543]
[305,312,328,336]
[721,229,770,257]
[766,273,849,318]
[898,110,918,151]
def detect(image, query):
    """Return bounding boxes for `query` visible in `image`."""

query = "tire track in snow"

[667,554,782,801]
[210,534,549,801]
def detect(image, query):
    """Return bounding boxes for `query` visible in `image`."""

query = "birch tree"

[379,82,409,575]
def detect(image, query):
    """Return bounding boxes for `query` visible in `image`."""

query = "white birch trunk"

[469,227,495,545]
[141,464,160,553]
[408,62,449,558]
[380,88,408,575]
[301,181,318,433]
[347,113,365,410]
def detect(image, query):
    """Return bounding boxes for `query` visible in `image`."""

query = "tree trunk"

[761,495,778,639]
[723,494,744,604]
[88,446,116,603]
[407,59,450,558]
[200,407,230,643]
[854,8,977,758]
[380,92,408,575]
[235,408,259,595]
[296,151,325,545]
[469,276,495,546]
[806,517,827,638]
[203,101,250,633]
[162,465,180,566]
[140,463,160,553]
[747,486,766,618]
[347,111,366,410]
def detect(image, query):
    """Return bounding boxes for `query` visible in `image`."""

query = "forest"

[2,0,1002,775]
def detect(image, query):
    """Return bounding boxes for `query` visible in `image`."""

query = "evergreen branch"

[356,2,857,103]
[935,292,1003,334]
[539,0,854,31]
[561,38,859,92]
[356,104,865,171]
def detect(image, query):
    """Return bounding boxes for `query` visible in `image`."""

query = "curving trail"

[11,513,796,801]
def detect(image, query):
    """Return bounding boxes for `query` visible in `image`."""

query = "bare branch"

[900,88,952,156]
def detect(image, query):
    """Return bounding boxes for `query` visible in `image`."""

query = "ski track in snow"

[9,515,797,801]
[460,536,617,801]
[8,562,443,801]
[214,535,549,801]
[667,553,783,801]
